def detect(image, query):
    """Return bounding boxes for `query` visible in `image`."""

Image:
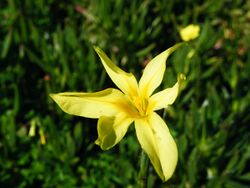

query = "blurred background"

[0,0,250,187]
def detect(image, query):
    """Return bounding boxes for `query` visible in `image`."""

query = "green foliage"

[1,0,249,187]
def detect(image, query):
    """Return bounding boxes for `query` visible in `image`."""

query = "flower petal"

[95,113,133,150]
[149,74,186,111]
[135,112,178,181]
[50,88,129,118]
[94,46,138,97]
[139,43,182,98]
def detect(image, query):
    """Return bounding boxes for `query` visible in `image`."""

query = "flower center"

[131,96,148,117]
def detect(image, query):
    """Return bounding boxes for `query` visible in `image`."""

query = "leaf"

[1,30,12,58]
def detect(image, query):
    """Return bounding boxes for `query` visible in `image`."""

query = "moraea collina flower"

[50,44,185,181]
[180,24,200,41]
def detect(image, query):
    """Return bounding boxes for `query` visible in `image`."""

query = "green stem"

[137,150,149,188]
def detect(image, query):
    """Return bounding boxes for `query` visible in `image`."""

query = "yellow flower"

[180,24,200,41]
[50,44,185,181]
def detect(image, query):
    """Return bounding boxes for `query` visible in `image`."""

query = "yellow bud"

[180,24,200,41]
[39,129,46,145]
[29,120,36,137]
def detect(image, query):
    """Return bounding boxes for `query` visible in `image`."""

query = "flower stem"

[137,150,149,188]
